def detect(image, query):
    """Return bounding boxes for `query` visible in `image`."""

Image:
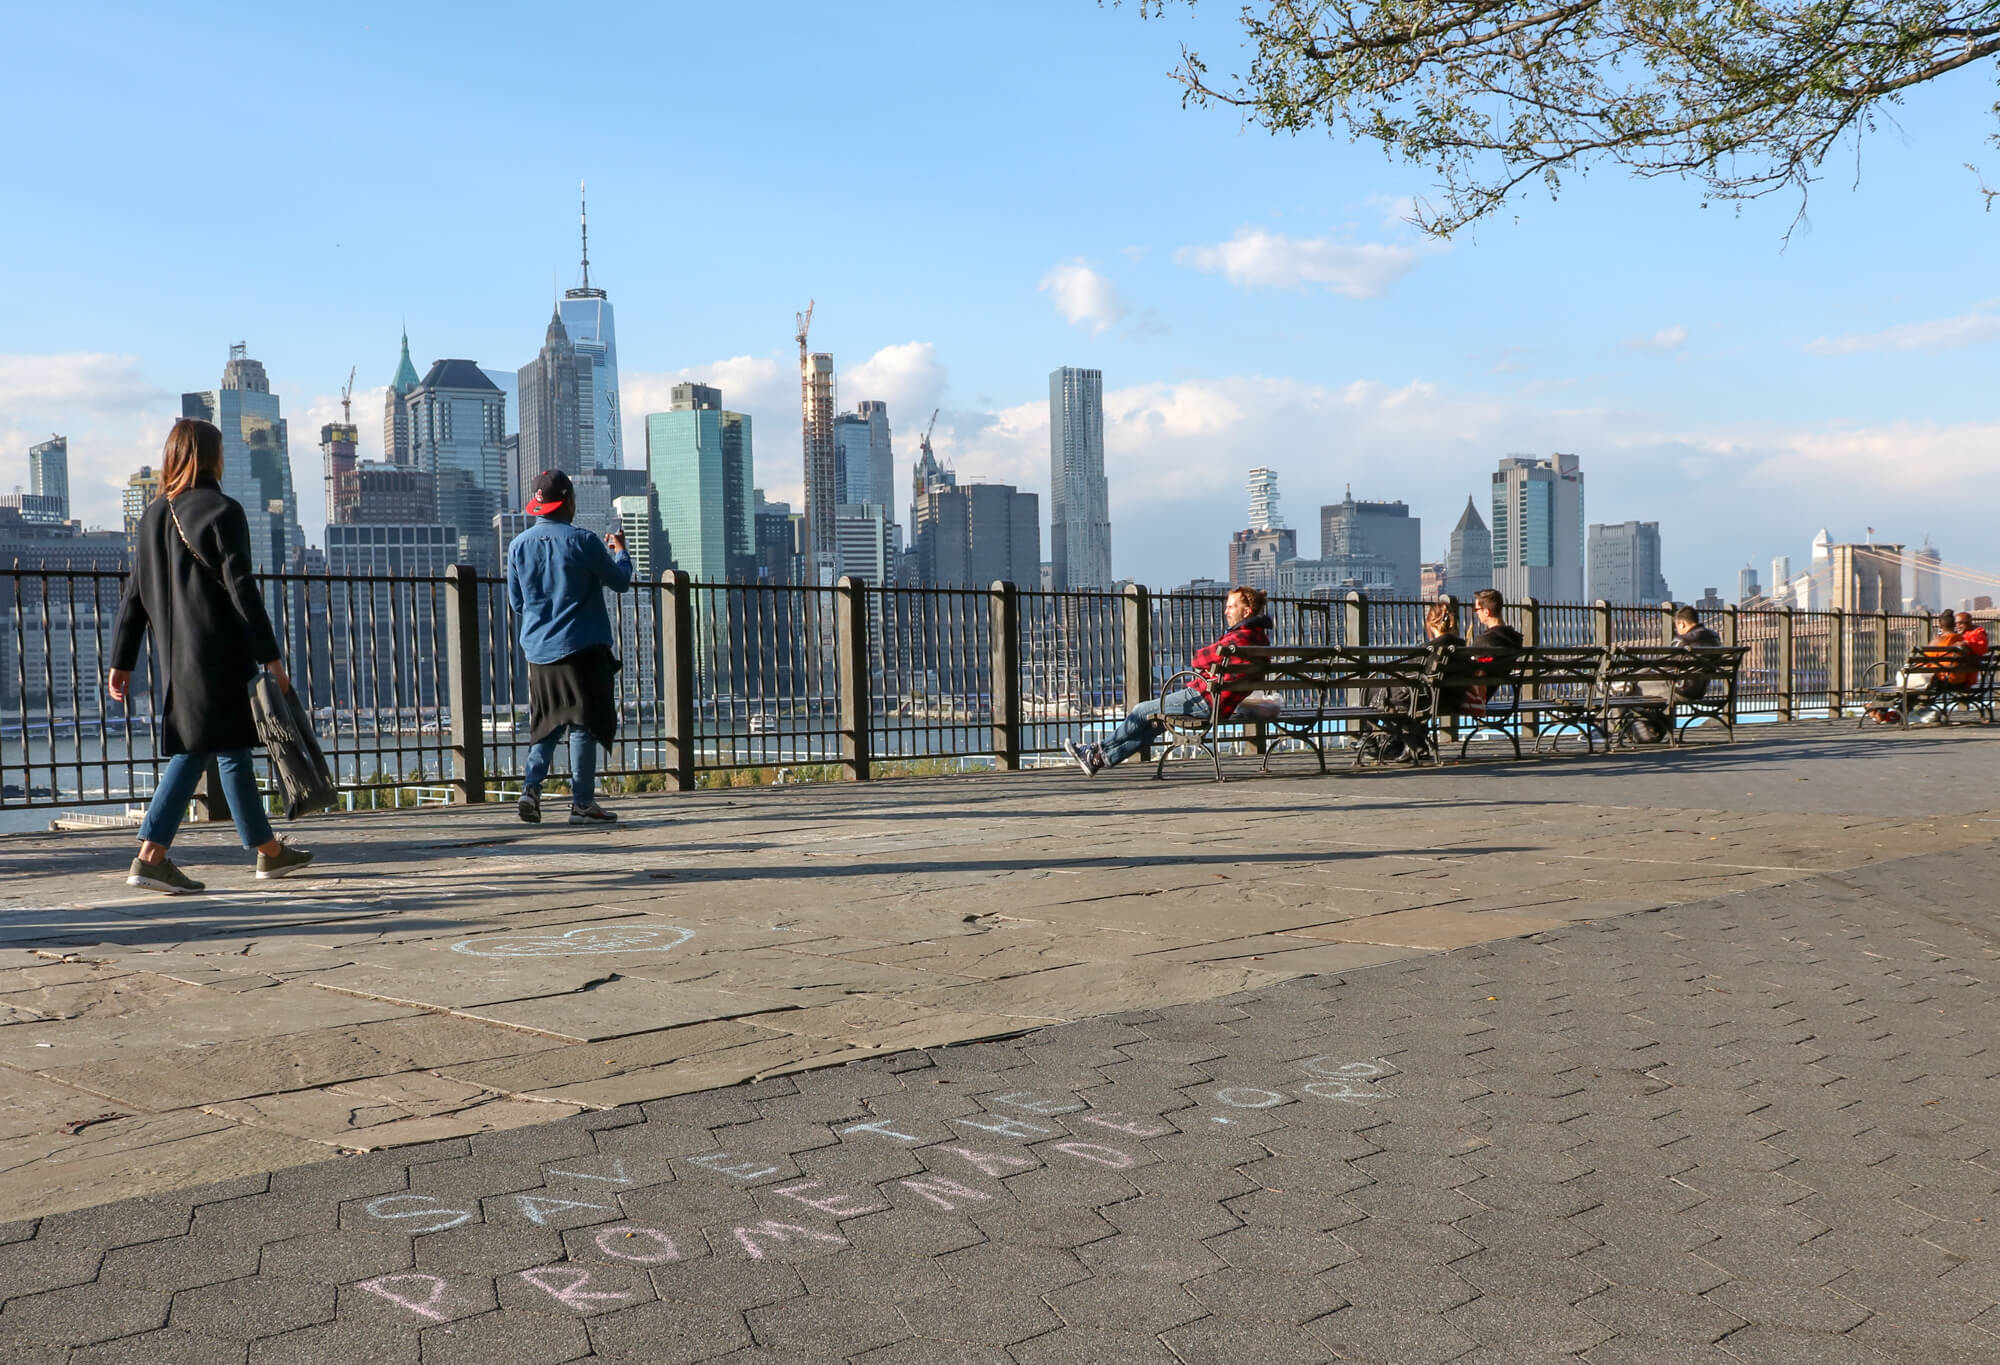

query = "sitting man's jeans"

[525,725,599,808]
[139,749,274,850]
[1100,688,1210,767]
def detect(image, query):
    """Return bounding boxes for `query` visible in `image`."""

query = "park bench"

[1160,643,1443,780]
[1438,646,1605,760]
[1857,647,1996,727]
[1595,645,1750,747]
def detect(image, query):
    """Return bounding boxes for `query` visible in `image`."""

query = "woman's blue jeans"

[1100,688,1210,767]
[139,750,274,850]
[524,725,598,808]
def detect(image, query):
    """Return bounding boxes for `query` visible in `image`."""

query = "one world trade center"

[560,182,622,471]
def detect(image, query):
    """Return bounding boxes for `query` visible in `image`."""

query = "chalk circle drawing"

[451,924,695,958]
[1299,1055,1396,1104]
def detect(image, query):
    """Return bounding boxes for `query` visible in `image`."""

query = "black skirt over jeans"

[527,645,620,749]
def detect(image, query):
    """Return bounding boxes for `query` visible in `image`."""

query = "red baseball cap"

[525,470,574,517]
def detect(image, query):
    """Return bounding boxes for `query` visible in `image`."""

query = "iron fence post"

[836,575,871,781]
[653,570,673,743]
[1520,597,1542,727]
[1779,606,1796,722]
[661,570,697,791]
[1121,583,1151,711]
[444,565,485,804]
[989,580,1021,770]
[1345,591,1369,647]
[1876,609,1891,682]
[1723,605,1739,727]
[1828,608,1846,720]
[196,760,229,823]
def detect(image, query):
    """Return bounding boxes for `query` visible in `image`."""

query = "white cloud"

[1038,261,1130,333]
[1805,304,2000,354]
[0,353,174,532]
[1174,228,1433,298]
[1362,194,1424,233]
[0,353,163,413]
[844,342,948,422]
[1624,325,1689,352]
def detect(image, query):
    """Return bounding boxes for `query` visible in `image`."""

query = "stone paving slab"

[1,724,1997,1221]
[0,826,1995,1360]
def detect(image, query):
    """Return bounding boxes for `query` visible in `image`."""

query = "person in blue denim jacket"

[506,470,633,825]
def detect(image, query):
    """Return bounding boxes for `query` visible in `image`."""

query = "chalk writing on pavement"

[350,1054,1397,1326]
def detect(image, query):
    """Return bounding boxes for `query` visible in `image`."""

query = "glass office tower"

[181,345,305,573]
[645,385,753,583]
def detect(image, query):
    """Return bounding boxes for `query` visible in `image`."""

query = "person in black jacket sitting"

[1457,589,1523,715]
[108,419,315,894]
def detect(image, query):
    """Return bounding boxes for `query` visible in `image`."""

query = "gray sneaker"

[127,856,204,895]
[568,802,616,826]
[518,785,542,824]
[255,841,315,880]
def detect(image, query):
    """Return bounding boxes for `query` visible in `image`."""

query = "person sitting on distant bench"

[1358,600,1466,762]
[1908,611,1972,690]
[1643,606,1723,703]
[1469,589,1522,655]
[1955,612,1988,660]
[1459,589,1522,716]
[1063,585,1272,775]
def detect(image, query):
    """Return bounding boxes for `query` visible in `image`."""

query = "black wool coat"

[111,477,283,755]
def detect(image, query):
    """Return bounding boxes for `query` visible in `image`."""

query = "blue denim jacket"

[506,517,634,665]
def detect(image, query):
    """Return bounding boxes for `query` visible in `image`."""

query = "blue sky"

[4,0,1997,599]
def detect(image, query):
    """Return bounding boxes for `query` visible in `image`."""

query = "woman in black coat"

[108,418,315,893]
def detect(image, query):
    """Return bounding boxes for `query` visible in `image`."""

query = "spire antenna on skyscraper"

[567,180,606,301]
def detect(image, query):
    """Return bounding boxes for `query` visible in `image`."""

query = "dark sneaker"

[127,856,204,895]
[518,785,542,824]
[255,841,315,880]
[569,803,616,826]
[1063,740,1098,777]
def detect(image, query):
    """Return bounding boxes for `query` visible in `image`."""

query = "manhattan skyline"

[2,1,1993,597]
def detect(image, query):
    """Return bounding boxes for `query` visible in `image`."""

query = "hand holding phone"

[605,531,627,554]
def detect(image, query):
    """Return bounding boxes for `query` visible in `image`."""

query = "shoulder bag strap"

[167,496,225,588]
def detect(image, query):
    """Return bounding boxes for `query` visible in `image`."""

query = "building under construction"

[796,303,838,585]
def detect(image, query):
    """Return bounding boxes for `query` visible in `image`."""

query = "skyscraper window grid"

[1048,366,1112,591]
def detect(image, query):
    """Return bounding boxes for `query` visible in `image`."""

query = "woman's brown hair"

[1228,584,1268,615]
[159,418,223,502]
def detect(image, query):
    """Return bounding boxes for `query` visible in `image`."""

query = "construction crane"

[338,366,356,425]
[794,300,814,357]
[919,407,939,461]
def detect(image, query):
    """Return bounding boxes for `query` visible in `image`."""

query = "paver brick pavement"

[4,725,2000,1359]
[3,826,1997,1360]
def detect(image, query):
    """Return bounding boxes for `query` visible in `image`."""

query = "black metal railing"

[0,564,1953,817]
